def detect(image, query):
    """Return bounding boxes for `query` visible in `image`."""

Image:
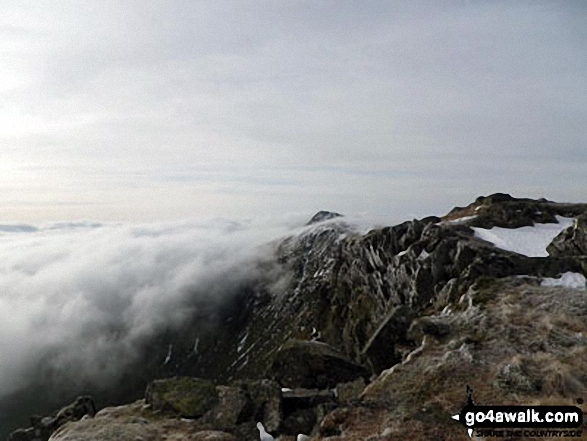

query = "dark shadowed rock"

[232,379,282,433]
[548,214,587,257]
[8,396,96,441]
[280,407,317,436]
[199,385,247,428]
[306,211,343,225]
[269,340,369,389]
[361,305,415,373]
[445,193,587,229]
[7,428,36,441]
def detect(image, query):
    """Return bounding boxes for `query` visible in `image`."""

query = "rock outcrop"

[269,340,369,389]
[145,377,219,418]
[8,194,587,440]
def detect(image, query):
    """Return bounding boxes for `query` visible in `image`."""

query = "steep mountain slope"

[8,194,587,440]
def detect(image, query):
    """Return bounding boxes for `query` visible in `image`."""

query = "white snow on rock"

[446,215,478,224]
[417,249,429,260]
[541,272,586,290]
[472,216,574,257]
[257,422,275,440]
[257,422,308,440]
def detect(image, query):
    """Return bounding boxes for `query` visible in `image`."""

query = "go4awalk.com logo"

[451,386,583,438]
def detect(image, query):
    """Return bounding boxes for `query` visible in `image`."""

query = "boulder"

[548,214,587,257]
[202,385,247,427]
[234,379,282,433]
[269,340,369,389]
[279,407,317,436]
[145,377,218,418]
[8,396,96,441]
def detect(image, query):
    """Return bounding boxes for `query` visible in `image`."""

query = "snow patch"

[446,215,478,224]
[417,249,429,260]
[472,216,573,257]
[541,272,586,290]
[163,344,172,365]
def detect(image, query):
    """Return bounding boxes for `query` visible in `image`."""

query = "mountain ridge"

[7,194,587,440]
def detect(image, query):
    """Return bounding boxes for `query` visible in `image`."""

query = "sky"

[1,0,586,223]
[0,3,586,431]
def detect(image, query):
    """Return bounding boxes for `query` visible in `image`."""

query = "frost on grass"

[472,216,574,257]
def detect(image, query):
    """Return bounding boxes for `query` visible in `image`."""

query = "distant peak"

[306,211,343,225]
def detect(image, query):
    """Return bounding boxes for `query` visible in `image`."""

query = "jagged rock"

[233,379,282,433]
[145,377,218,418]
[12,194,587,441]
[201,385,247,427]
[8,396,96,441]
[548,214,587,257]
[53,396,96,428]
[7,428,36,441]
[269,340,369,389]
[280,388,336,436]
[361,305,415,373]
[445,192,587,229]
[306,211,343,225]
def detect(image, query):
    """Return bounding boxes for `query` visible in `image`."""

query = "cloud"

[0,216,305,399]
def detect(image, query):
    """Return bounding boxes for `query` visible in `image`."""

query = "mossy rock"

[145,377,218,418]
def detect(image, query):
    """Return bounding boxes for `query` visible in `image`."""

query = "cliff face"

[9,194,587,440]
[183,194,587,384]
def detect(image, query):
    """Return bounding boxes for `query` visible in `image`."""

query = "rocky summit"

[7,194,587,440]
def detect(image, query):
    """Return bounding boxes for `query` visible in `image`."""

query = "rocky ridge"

[8,194,587,440]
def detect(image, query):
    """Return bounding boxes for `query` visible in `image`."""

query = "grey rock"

[269,340,369,389]
[306,211,343,225]
[8,396,96,441]
[548,214,587,257]
[233,379,282,433]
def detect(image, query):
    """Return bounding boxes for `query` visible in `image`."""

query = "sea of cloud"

[0,211,391,437]
[0,215,318,401]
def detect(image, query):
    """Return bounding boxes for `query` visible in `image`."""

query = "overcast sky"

[1,1,586,223]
